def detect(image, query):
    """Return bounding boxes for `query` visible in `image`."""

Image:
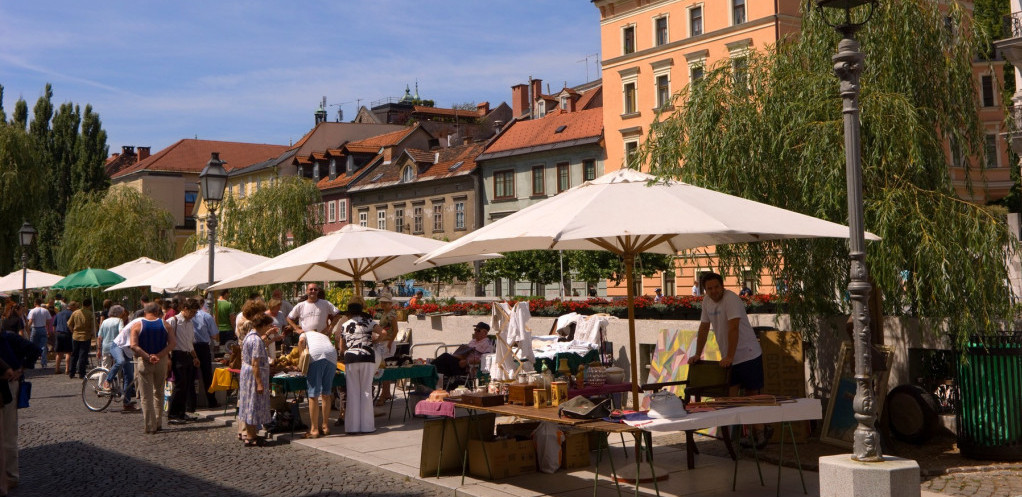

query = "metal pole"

[206,210,218,315]
[21,249,27,310]
[559,250,564,299]
[624,254,639,410]
[833,28,881,462]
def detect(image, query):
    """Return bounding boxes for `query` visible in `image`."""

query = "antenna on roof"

[577,53,599,82]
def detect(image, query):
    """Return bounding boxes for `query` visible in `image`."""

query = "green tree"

[566,251,674,286]
[74,104,109,193]
[57,187,175,272]
[643,0,1013,346]
[479,250,561,296]
[0,124,43,274]
[217,175,322,257]
[0,85,6,123]
[10,98,27,129]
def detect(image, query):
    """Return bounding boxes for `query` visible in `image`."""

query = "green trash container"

[955,332,1022,460]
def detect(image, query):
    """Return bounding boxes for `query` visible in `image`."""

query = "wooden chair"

[641,360,736,469]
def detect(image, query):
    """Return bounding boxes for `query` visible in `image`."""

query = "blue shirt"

[193,310,216,344]
[54,309,72,333]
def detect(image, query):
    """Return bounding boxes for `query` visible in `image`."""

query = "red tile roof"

[111,139,288,179]
[315,154,384,190]
[481,107,603,156]
[289,122,407,163]
[412,106,486,118]
[349,142,485,192]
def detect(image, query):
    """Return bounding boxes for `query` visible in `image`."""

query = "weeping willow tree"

[58,186,175,271]
[643,0,1016,348]
[217,175,322,257]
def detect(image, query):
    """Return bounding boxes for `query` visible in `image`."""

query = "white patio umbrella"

[107,257,165,280]
[106,246,268,293]
[417,169,879,407]
[0,269,65,293]
[208,224,497,291]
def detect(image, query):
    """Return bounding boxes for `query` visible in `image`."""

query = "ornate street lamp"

[18,221,37,307]
[199,152,228,313]
[815,0,881,462]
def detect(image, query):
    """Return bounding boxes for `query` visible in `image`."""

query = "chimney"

[511,84,528,117]
[476,101,489,115]
[122,146,135,156]
[137,146,150,162]
[328,158,337,180]
[531,79,543,100]
[493,120,504,134]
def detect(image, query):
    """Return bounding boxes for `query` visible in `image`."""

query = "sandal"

[243,438,257,447]
[301,431,321,439]
[321,426,331,436]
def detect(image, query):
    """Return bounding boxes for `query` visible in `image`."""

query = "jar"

[605,366,625,385]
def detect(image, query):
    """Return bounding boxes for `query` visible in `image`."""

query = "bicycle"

[82,366,136,412]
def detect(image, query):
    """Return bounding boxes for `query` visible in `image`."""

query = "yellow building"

[110,139,288,255]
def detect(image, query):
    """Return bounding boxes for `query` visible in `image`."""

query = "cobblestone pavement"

[12,367,448,497]
[922,470,1022,497]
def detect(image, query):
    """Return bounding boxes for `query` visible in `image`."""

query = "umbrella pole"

[624,254,639,410]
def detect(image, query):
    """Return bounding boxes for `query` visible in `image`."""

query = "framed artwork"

[821,341,894,448]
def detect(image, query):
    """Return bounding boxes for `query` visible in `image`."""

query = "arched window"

[401,165,415,183]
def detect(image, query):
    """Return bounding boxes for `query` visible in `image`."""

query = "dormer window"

[560,96,569,110]
[400,165,415,183]
[538,100,546,117]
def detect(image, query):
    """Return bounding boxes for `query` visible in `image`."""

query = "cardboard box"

[561,429,591,469]
[419,413,496,477]
[468,438,537,480]
[496,421,541,440]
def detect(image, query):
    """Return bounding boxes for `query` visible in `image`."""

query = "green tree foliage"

[643,0,1014,345]
[57,187,175,272]
[478,250,675,296]
[10,98,27,129]
[0,124,43,275]
[74,105,109,193]
[566,251,674,285]
[0,85,6,124]
[217,176,322,257]
[478,250,561,296]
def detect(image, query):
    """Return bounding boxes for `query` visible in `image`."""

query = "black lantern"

[815,0,876,33]
[18,222,37,247]
[199,152,229,212]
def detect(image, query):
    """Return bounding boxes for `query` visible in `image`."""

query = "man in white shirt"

[26,299,50,368]
[287,283,340,334]
[433,322,494,379]
[167,299,201,423]
[688,271,767,447]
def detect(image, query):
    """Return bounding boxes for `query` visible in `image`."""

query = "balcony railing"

[1004,12,1022,39]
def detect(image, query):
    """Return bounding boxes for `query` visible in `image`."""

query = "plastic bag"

[532,421,563,474]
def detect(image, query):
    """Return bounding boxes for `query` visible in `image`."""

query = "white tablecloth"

[623,398,822,432]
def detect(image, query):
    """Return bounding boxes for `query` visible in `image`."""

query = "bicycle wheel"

[82,367,113,412]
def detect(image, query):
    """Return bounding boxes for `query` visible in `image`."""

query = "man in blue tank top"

[129,303,176,434]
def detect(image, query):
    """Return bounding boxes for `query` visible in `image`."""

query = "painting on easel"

[821,341,894,448]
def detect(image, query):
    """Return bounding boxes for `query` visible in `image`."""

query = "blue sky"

[0,1,602,152]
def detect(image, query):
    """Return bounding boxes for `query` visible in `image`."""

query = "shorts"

[305,358,336,398]
[218,330,237,344]
[55,332,73,353]
[728,355,764,392]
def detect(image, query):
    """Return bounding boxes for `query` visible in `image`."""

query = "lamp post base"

[819,454,920,497]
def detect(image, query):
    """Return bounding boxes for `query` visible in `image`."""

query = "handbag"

[647,390,687,419]
[557,395,610,420]
[298,348,311,376]
[17,380,31,409]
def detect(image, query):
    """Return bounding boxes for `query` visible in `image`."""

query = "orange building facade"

[593,0,1011,298]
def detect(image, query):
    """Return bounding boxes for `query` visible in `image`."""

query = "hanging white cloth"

[490,301,533,381]
[574,314,607,347]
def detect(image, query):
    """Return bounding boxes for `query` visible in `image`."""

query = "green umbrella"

[51,268,126,289]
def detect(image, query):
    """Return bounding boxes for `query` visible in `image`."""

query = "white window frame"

[688,4,703,37]
[653,15,669,47]
[732,0,746,26]
[455,201,466,230]
[401,165,415,183]
[624,140,640,169]
[327,200,336,223]
[337,199,347,222]
[358,209,368,227]
[622,24,636,55]
[377,209,387,230]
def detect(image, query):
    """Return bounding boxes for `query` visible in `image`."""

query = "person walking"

[237,308,273,446]
[129,303,175,434]
[338,299,385,435]
[67,298,96,379]
[192,301,219,409]
[167,299,200,424]
[24,299,49,369]
[52,302,73,375]
[0,326,40,489]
